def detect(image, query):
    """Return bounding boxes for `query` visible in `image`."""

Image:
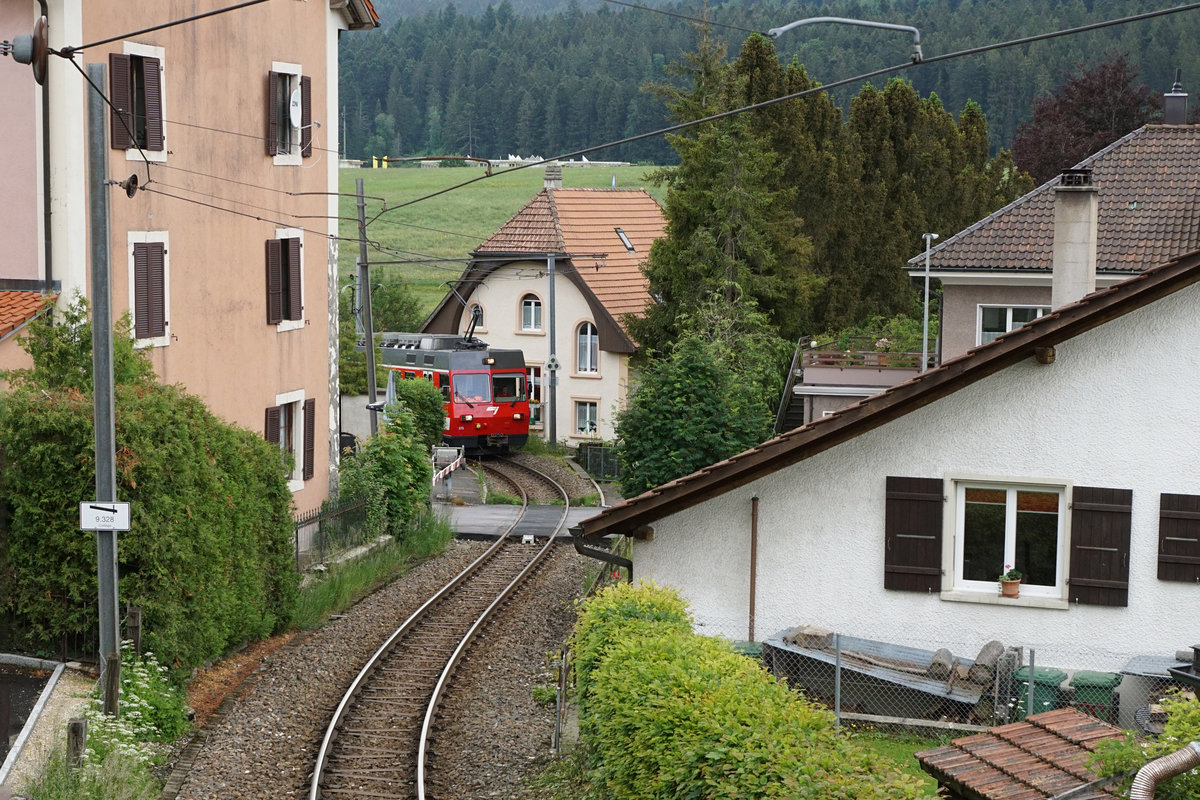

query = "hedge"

[572,583,932,800]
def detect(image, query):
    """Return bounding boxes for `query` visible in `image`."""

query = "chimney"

[1164,69,1188,125]
[544,165,562,189]
[1051,168,1098,309]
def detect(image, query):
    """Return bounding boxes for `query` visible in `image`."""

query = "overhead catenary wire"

[365,1,1200,229]
[600,0,766,37]
[155,161,387,202]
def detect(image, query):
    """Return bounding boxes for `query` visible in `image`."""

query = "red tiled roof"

[911,125,1200,275]
[475,187,664,323]
[916,707,1124,800]
[0,291,52,340]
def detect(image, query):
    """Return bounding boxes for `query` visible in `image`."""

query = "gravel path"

[167,538,585,800]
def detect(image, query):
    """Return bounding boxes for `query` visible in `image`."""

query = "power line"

[368,215,491,242]
[366,1,1200,228]
[57,0,270,58]
[600,0,765,37]
[154,161,386,202]
[164,116,342,157]
[146,179,355,223]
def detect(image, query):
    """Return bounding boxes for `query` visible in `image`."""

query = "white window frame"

[948,476,1070,601]
[526,364,543,428]
[574,399,599,437]
[976,305,1051,346]
[520,294,543,332]
[467,303,486,333]
[271,61,303,166]
[127,231,170,349]
[276,388,306,492]
[274,226,305,332]
[123,42,167,163]
[576,321,599,374]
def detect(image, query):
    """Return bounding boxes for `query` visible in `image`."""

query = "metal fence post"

[833,632,842,728]
[1027,648,1036,719]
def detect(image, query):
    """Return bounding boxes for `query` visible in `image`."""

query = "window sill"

[571,371,602,380]
[287,478,303,493]
[939,589,1069,610]
[514,329,544,336]
[276,319,304,333]
[126,147,167,163]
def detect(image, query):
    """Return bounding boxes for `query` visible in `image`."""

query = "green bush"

[1092,690,1200,799]
[571,583,932,800]
[0,297,297,674]
[388,376,446,450]
[339,406,432,537]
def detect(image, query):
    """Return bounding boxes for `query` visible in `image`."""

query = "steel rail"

[416,456,569,799]
[307,479,533,800]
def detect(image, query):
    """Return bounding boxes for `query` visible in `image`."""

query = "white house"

[575,243,1200,687]
[422,167,664,443]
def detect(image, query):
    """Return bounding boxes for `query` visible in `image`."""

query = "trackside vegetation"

[0,298,297,674]
[568,583,934,799]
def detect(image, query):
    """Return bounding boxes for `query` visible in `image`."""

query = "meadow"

[336,163,668,314]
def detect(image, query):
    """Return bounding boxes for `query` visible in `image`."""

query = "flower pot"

[1000,579,1021,598]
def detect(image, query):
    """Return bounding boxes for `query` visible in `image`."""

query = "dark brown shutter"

[109,53,133,150]
[286,237,302,320]
[302,398,316,480]
[1158,493,1200,582]
[264,406,281,443]
[884,476,943,592]
[142,56,164,150]
[133,242,166,338]
[1068,486,1132,606]
[265,239,283,324]
[300,75,313,158]
[266,71,281,156]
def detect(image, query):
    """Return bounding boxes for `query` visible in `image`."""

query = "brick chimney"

[1164,69,1188,125]
[544,165,562,189]
[1051,168,1098,309]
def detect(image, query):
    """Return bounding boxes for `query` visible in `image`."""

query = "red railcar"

[376,332,529,453]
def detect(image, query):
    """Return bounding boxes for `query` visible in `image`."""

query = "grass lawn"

[852,730,945,794]
[336,164,668,315]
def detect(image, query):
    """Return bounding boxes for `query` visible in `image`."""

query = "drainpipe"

[38,0,52,290]
[1130,741,1200,800]
[748,496,758,642]
[569,524,633,582]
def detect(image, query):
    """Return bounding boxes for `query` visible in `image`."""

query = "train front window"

[453,373,491,403]
[492,373,525,403]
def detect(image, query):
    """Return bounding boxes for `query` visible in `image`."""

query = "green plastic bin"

[1069,670,1122,722]
[1014,666,1068,719]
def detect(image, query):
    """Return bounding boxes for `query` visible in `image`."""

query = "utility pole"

[355,178,378,436]
[547,255,557,445]
[87,62,120,709]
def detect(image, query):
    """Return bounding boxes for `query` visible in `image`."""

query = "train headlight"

[513,413,523,420]
[461,414,474,422]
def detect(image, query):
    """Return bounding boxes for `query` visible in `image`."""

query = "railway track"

[308,456,569,800]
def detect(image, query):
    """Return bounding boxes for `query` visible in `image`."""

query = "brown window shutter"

[264,406,281,444]
[109,53,133,150]
[266,71,281,156]
[302,398,316,480]
[286,237,302,320]
[884,476,943,592]
[142,56,164,150]
[265,238,283,324]
[133,242,166,338]
[1068,486,1132,606]
[1158,493,1200,582]
[300,75,313,157]
[133,243,151,339]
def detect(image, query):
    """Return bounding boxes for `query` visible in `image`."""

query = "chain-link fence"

[753,628,1145,736]
[294,494,370,571]
[575,442,621,482]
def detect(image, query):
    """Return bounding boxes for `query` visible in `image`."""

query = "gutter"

[38,0,51,290]
[569,525,632,582]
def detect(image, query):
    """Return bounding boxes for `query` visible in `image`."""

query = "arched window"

[577,321,598,373]
[467,303,484,331]
[521,295,542,331]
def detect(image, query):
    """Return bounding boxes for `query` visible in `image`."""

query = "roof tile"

[0,291,52,340]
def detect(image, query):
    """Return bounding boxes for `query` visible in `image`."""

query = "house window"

[615,227,635,252]
[468,303,484,331]
[109,47,165,158]
[265,393,315,489]
[266,232,303,329]
[577,321,598,373]
[267,64,312,163]
[978,305,1050,345]
[527,365,542,427]
[521,295,542,331]
[575,401,598,435]
[1158,493,1200,582]
[128,232,169,347]
[955,483,1064,596]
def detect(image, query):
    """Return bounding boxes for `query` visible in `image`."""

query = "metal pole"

[833,632,842,728]
[547,255,557,445]
[1027,648,1036,719]
[355,178,378,436]
[748,496,758,643]
[921,232,938,372]
[87,63,120,703]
